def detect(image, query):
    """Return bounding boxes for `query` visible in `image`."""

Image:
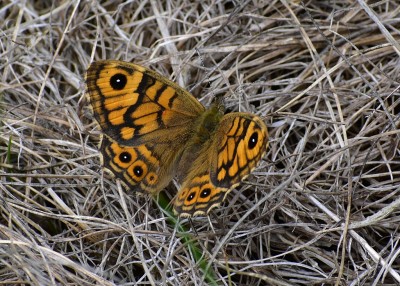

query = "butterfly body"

[86,60,268,217]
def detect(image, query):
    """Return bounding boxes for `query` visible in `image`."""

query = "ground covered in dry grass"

[1,1,400,285]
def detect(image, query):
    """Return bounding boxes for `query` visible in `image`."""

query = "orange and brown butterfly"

[85,60,268,217]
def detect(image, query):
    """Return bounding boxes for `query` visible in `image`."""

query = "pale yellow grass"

[1,1,400,285]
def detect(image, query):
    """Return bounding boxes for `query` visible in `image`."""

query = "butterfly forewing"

[210,113,268,188]
[86,60,205,146]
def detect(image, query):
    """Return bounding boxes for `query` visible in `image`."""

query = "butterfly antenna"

[195,48,225,109]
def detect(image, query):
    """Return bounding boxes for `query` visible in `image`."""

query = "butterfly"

[85,60,268,217]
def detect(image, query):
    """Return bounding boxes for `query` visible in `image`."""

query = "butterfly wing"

[100,136,178,194]
[210,113,269,188]
[173,113,268,217]
[174,169,228,217]
[86,60,205,146]
[86,60,207,194]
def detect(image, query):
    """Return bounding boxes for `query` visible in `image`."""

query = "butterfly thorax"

[192,102,224,145]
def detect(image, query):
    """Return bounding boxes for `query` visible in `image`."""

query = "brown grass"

[1,0,400,285]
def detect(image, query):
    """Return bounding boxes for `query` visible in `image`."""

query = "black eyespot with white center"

[119,152,132,163]
[200,188,211,198]
[187,192,196,202]
[248,132,259,149]
[110,73,127,90]
[133,165,143,177]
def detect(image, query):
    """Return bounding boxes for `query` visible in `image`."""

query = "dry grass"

[1,0,400,285]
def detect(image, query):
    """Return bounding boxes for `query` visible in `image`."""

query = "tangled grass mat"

[1,1,400,285]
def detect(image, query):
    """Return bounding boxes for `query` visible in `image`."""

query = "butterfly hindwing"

[173,171,228,217]
[100,136,177,194]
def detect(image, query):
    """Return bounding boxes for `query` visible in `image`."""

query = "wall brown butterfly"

[86,60,268,217]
